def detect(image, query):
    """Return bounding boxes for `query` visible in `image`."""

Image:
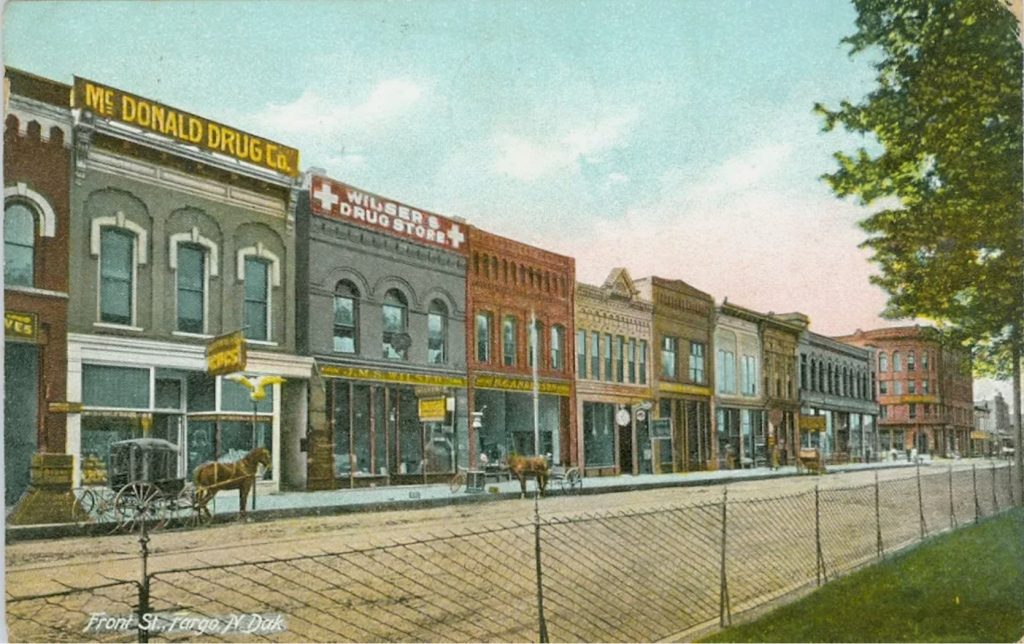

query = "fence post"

[874,470,883,558]
[948,464,956,530]
[533,492,549,643]
[972,464,981,523]
[719,487,731,628]
[991,462,998,512]
[815,484,827,586]
[916,462,925,540]
[138,516,150,644]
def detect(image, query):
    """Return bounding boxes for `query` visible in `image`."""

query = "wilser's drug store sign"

[311,175,467,253]
[73,77,300,177]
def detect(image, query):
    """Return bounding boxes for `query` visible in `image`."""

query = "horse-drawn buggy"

[75,438,270,532]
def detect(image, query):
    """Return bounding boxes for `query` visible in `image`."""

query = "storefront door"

[5,343,38,506]
[618,421,634,475]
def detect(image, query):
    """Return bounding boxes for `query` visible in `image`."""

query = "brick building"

[836,326,973,457]
[466,229,576,468]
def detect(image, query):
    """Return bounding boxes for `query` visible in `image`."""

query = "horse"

[508,453,550,499]
[193,447,271,521]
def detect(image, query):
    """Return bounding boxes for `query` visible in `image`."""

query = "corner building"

[298,174,469,489]
[633,276,714,473]
[466,229,576,467]
[574,268,654,476]
[65,77,310,491]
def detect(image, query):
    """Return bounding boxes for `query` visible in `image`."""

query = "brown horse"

[508,453,550,498]
[193,447,271,520]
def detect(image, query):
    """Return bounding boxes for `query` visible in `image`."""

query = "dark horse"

[193,447,271,520]
[508,453,549,498]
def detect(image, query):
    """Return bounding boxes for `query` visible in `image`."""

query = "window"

[909,403,917,419]
[908,380,916,394]
[800,355,807,390]
[922,351,929,370]
[661,336,677,380]
[603,334,613,381]
[615,336,625,382]
[879,352,888,372]
[503,317,520,366]
[476,312,492,362]
[879,381,888,395]
[689,342,705,383]
[907,351,916,371]
[100,228,135,325]
[893,351,902,372]
[4,202,34,286]
[551,325,565,371]
[922,380,929,394]
[880,405,887,419]
[639,340,648,385]
[529,320,544,368]
[382,289,408,360]
[741,355,756,395]
[590,331,600,379]
[176,244,206,333]
[628,339,637,384]
[576,330,587,377]
[243,257,270,340]
[717,349,736,394]
[894,380,902,395]
[427,300,448,364]
[333,281,359,353]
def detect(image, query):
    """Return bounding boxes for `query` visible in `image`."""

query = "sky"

[1,0,1011,402]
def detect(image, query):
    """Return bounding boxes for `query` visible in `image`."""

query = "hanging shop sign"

[73,77,299,177]
[902,395,938,404]
[310,175,467,254]
[472,374,571,397]
[320,365,466,388]
[5,311,37,342]
[206,330,247,376]
[800,415,827,432]
[418,397,447,422]
[650,418,672,439]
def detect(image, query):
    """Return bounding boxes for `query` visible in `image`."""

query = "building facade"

[797,330,879,462]
[4,69,74,522]
[298,173,469,489]
[574,268,654,476]
[65,77,310,491]
[761,313,807,466]
[714,303,766,469]
[634,276,715,473]
[837,326,973,457]
[466,228,576,468]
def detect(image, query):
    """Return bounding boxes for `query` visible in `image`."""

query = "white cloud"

[251,79,423,137]
[491,108,639,181]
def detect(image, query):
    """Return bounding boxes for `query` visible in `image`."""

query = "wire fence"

[6,462,1019,643]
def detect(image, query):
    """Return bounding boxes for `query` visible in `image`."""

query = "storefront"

[473,375,571,464]
[5,314,40,506]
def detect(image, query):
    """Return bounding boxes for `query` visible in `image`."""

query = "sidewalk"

[7,456,947,541]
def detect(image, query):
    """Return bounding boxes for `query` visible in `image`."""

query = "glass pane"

[177,245,205,289]
[187,372,216,412]
[186,420,216,475]
[373,387,387,475]
[398,388,422,474]
[333,297,354,326]
[4,203,34,243]
[476,313,490,362]
[244,259,268,301]
[100,277,132,323]
[352,384,373,475]
[220,376,273,412]
[101,229,133,279]
[428,312,445,363]
[244,301,268,340]
[81,417,139,486]
[584,402,615,467]
[155,378,182,410]
[4,245,33,286]
[178,290,204,332]
[333,329,355,353]
[382,304,404,333]
[83,364,150,408]
[333,382,352,477]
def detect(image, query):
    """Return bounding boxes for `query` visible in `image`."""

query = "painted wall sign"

[472,374,572,396]
[418,397,447,422]
[5,311,37,342]
[206,330,247,376]
[800,415,827,431]
[657,381,712,397]
[320,364,466,388]
[649,418,672,438]
[310,175,467,253]
[73,77,299,177]
[902,395,939,404]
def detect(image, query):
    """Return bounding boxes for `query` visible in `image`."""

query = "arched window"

[827,363,834,394]
[382,289,408,360]
[4,202,35,286]
[893,351,902,372]
[503,315,518,367]
[100,228,136,325]
[879,352,888,372]
[907,350,916,371]
[529,319,544,368]
[333,281,359,353]
[176,243,206,333]
[427,299,448,364]
[810,359,818,392]
[551,324,565,371]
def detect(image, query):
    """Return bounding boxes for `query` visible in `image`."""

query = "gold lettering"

[151,103,165,134]
[249,140,263,163]
[136,100,150,128]
[265,143,279,170]
[221,128,236,155]
[207,122,221,149]
[188,117,203,144]
[121,94,137,123]
[84,83,115,116]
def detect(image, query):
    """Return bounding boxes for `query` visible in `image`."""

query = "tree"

[815,0,1023,493]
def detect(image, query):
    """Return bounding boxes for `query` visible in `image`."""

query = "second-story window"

[741,355,756,395]
[176,244,206,333]
[475,311,492,362]
[551,325,565,371]
[427,300,448,364]
[615,336,625,382]
[333,281,358,353]
[639,340,648,385]
[893,351,902,372]
[603,333,613,381]
[503,315,518,367]
[689,341,705,384]
[879,352,888,372]
[590,331,600,379]
[628,338,637,384]
[529,320,545,368]
[576,330,587,377]
[922,351,929,370]
[717,349,735,394]
[382,289,408,360]
[4,202,35,287]
[243,257,270,340]
[101,228,136,326]
[661,336,677,380]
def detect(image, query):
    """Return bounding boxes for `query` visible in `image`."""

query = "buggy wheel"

[565,468,582,494]
[72,488,95,523]
[179,485,213,529]
[449,470,466,493]
[113,482,166,533]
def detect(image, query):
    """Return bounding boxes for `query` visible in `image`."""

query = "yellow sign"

[206,330,247,376]
[657,382,712,397]
[320,365,466,388]
[902,395,938,404]
[800,415,827,432]
[473,374,572,397]
[47,401,84,414]
[5,311,37,342]
[418,398,447,422]
[73,77,299,177]
[970,431,989,440]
